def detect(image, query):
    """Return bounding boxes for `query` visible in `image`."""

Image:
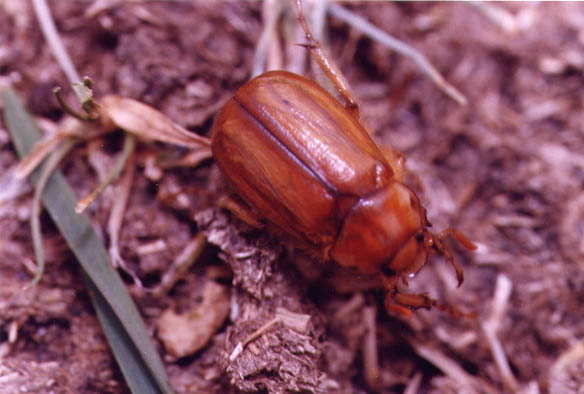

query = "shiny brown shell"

[211,71,398,255]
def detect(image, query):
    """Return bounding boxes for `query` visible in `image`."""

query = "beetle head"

[382,225,477,317]
[331,181,428,275]
[331,181,475,286]
[386,228,469,287]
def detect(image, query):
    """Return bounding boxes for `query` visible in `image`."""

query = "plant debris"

[157,280,230,360]
[1,2,584,393]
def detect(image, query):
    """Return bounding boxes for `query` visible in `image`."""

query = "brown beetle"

[211,4,475,317]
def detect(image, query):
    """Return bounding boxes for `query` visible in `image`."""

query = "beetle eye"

[381,265,397,277]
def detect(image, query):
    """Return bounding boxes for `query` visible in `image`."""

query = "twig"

[333,292,365,321]
[158,147,213,168]
[362,306,379,390]
[229,317,281,362]
[228,308,311,362]
[33,1,98,120]
[53,85,99,121]
[8,321,18,344]
[468,2,518,34]
[32,0,80,85]
[481,274,520,392]
[107,146,142,288]
[76,134,136,213]
[152,233,207,297]
[403,372,422,394]
[327,3,467,106]
[414,341,499,394]
[253,0,284,76]
[0,167,31,205]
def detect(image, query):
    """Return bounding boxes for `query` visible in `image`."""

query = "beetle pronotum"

[211,1,476,317]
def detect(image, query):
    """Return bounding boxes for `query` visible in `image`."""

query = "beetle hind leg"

[218,195,263,229]
[294,0,360,119]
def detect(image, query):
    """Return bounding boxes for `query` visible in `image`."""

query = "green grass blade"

[3,89,173,394]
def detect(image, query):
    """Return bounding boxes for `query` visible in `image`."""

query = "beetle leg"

[380,147,407,181]
[424,230,464,287]
[218,195,263,229]
[380,274,413,318]
[384,296,414,318]
[425,228,477,288]
[391,292,476,319]
[438,227,478,251]
[295,0,360,119]
[381,272,474,318]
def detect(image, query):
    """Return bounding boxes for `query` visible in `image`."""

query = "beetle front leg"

[294,0,360,119]
[380,274,414,318]
[386,291,475,319]
[382,274,474,318]
[425,228,478,288]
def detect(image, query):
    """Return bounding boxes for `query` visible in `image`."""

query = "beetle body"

[211,70,472,315]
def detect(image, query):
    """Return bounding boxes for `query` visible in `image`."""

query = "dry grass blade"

[108,148,142,287]
[481,274,519,392]
[14,132,66,179]
[100,95,211,149]
[3,89,174,394]
[362,306,380,390]
[157,147,212,168]
[32,0,80,84]
[327,3,467,106]
[75,134,136,213]
[15,117,107,180]
[413,341,499,394]
[468,2,519,34]
[152,233,207,297]
[253,0,285,76]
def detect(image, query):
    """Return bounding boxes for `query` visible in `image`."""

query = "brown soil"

[1,2,583,393]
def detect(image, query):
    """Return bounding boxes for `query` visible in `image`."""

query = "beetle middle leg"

[380,147,407,182]
[218,195,263,229]
[294,0,360,119]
